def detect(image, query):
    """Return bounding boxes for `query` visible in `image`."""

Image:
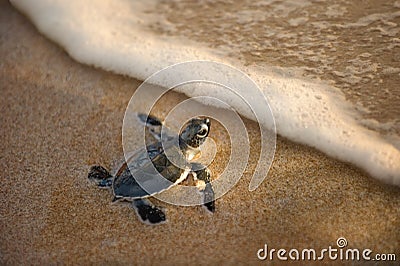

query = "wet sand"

[153,0,400,136]
[1,1,399,265]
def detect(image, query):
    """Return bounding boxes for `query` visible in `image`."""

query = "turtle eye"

[197,128,208,138]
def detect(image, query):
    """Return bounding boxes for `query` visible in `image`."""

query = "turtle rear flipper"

[88,165,113,188]
[133,199,166,224]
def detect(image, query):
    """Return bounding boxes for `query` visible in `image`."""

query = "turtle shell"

[112,138,190,200]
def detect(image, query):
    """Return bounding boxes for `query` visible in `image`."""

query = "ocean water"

[11,0,400,186]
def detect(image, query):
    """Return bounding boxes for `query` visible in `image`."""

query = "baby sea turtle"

[88,113,215,224]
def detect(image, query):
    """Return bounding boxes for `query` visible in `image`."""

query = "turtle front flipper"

[137,113,163,126]
[137,113,164,141]
[192,163,215,213]
[203,183,215,212]
[136,113,175,142]
[88,165,113,188]
[132,199,166,224]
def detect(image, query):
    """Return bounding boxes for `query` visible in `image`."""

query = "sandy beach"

[1,1,399,264]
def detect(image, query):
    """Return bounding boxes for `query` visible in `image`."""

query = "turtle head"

[179,117,210,149]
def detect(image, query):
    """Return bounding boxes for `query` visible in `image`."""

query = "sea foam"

[11,0,400,186]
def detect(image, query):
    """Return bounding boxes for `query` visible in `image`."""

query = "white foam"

[11,0,400,186]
